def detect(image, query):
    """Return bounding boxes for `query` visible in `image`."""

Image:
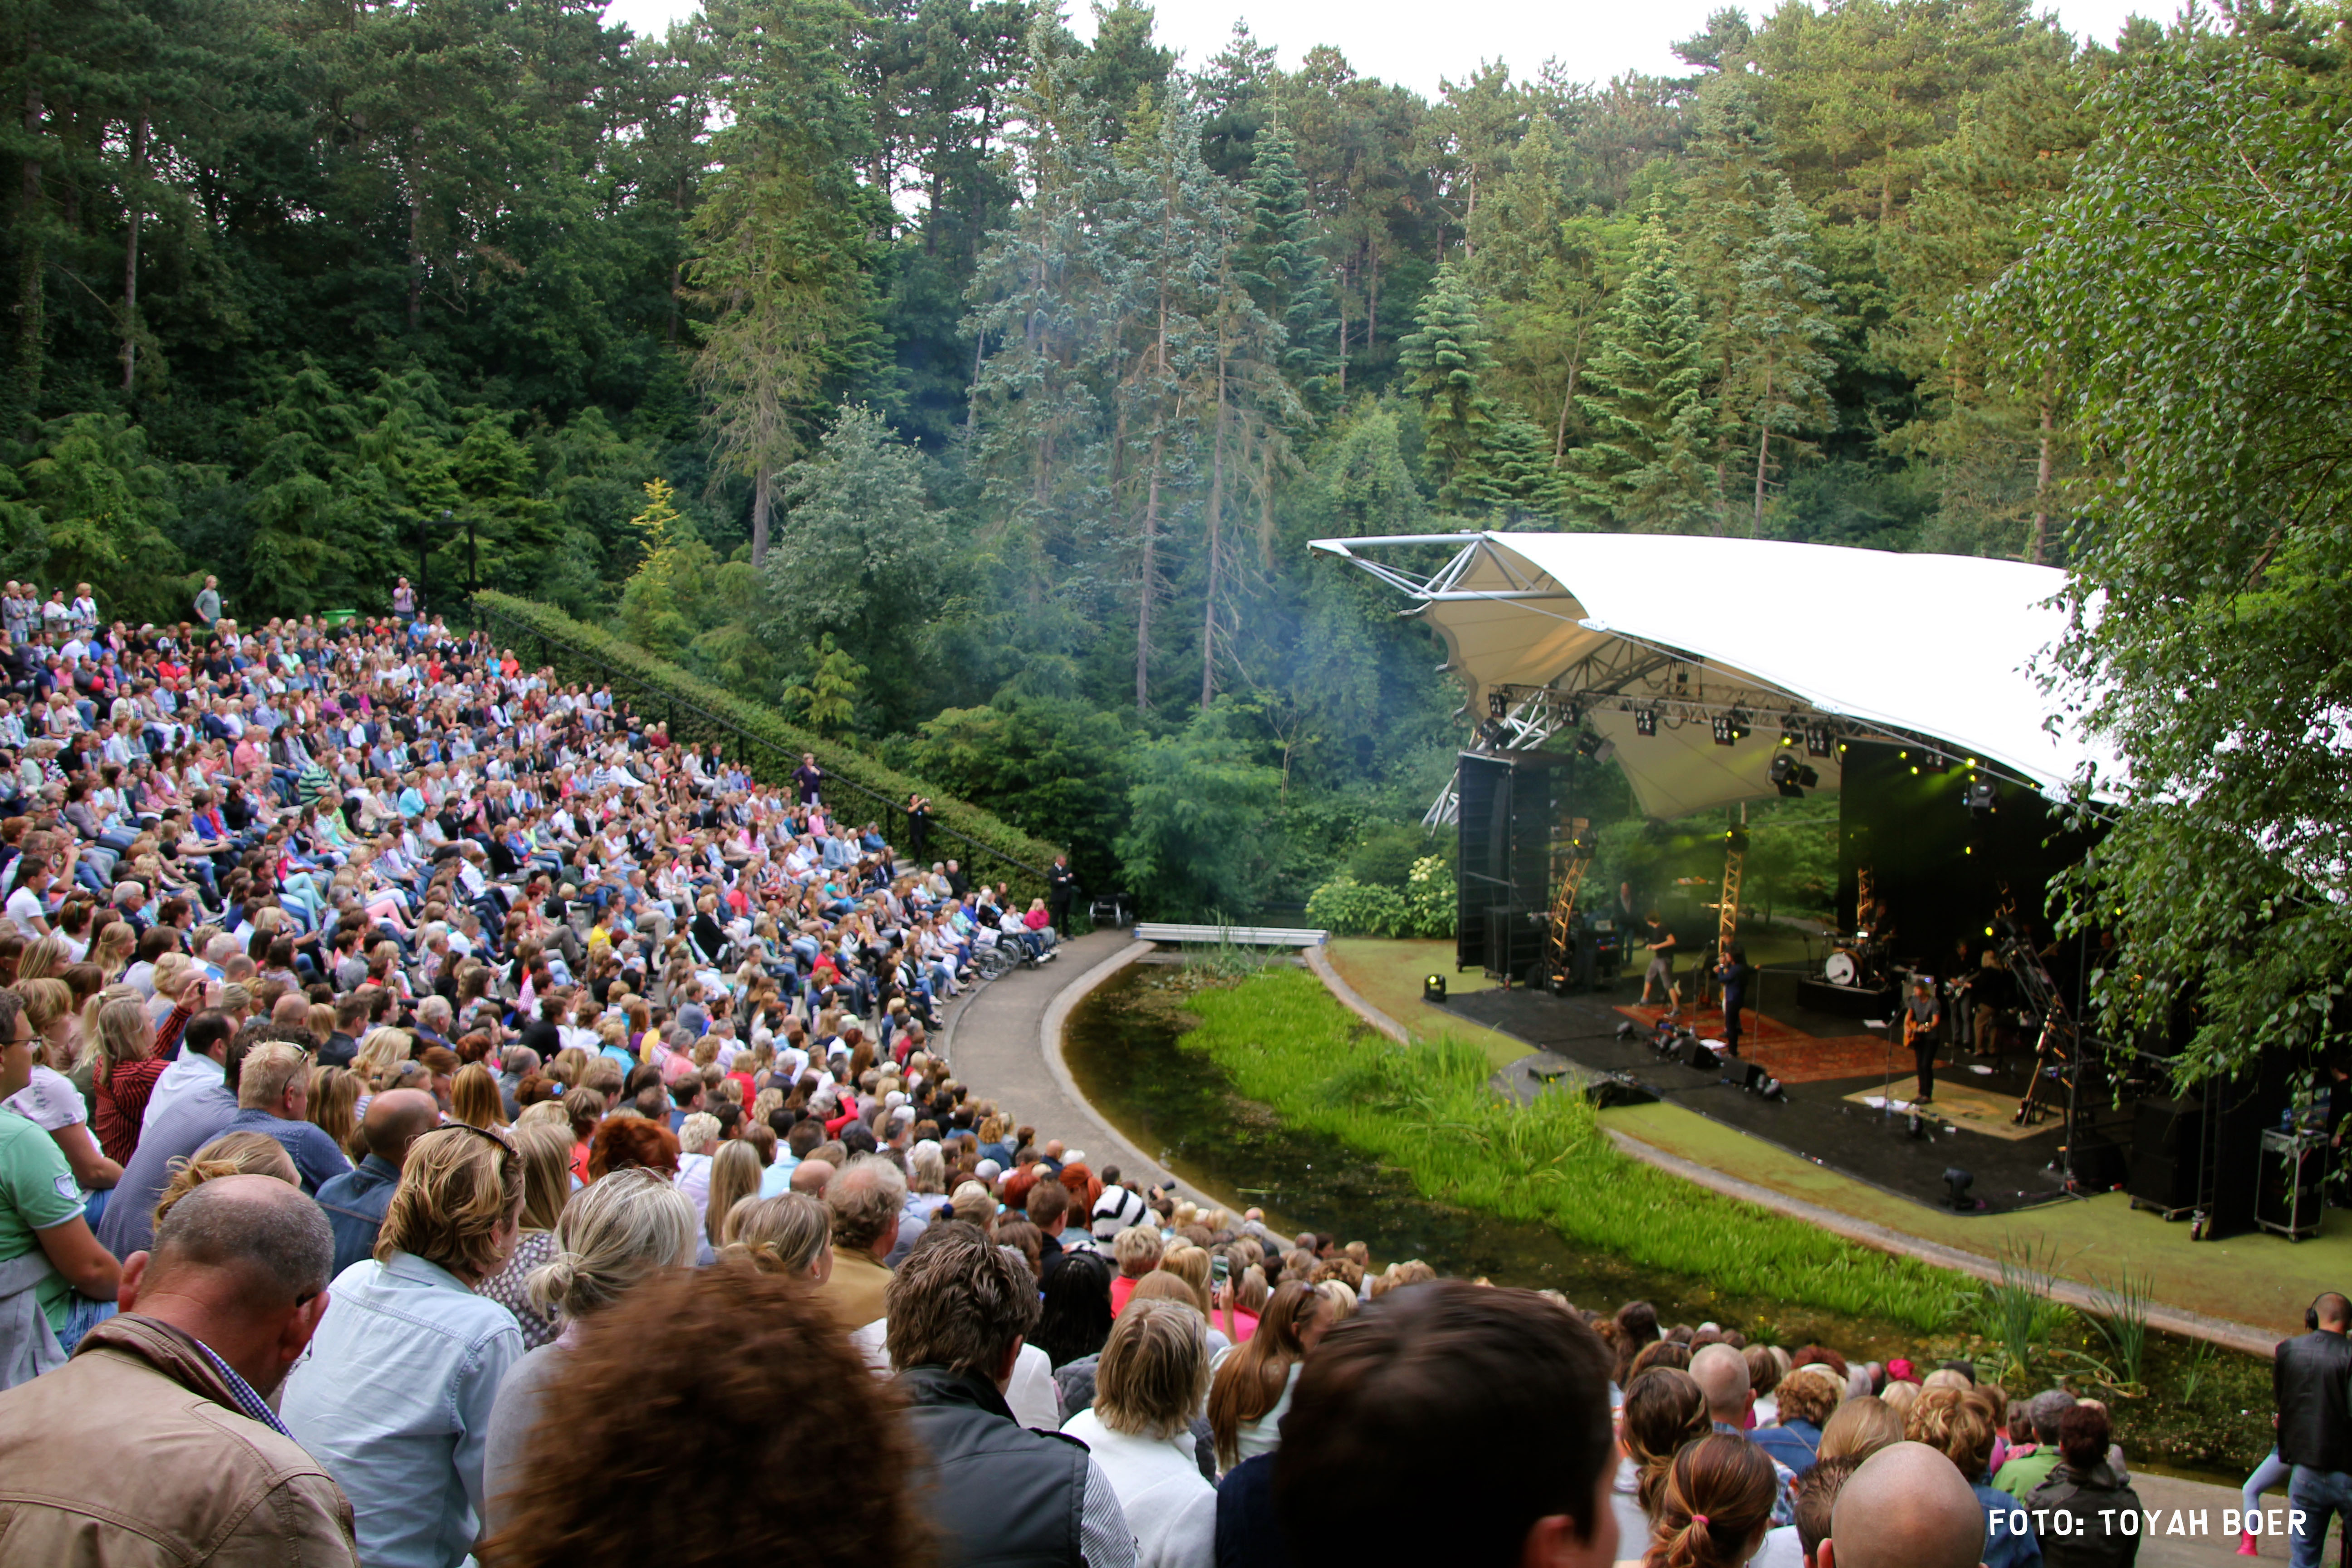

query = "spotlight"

[1488,690,1508,719]
[1769,754,1821,799]
[1575,730,1617,765]
[1943,1166,1980,1212]
[1476,717,1507,748]
[1712,715,1736,746]
[1728,707,1751,741]
[1921,750,1950,774]
[1965,779,1997,818]
[1423,974,1448,1003]
[1635,708,1658,737]
[1780,713,1806,738]
[1805,724,1834,759]
[1725,826,1750,854]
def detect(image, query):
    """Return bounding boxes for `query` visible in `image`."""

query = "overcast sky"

[601,0,2162,98]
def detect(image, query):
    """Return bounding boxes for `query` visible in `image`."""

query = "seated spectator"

[1208,1279,1330,1473]
[1693,1342,1798,1525]
[718,1190,832,1281]
[1781,1455,1860,1568]
[1622,1367,1714,1533]
[1907,1386,2040,1568]
[0,1175,355,1562]
[1822,1442,1997,1568]
[0,986,120,1379]
[1818,1395,1905,1464]
[483,1167,697,1535]
[482,1267,922,1568]
[2024,1404,2142,1568]
[283,1123,526,1568]
[884,1220,1134,1568]
[1063,1298,1216,1568]
[207,1034,351,1195]
[815,1152,903,1334]
[1647,1434,1783,1568]
[475,1120,574,1347]
[1112,1220,1163,1316]
[313,1087,439,1276]
[1758,1364,1842,1471]
[1993,1390,2077,1498]
[1269,1281,1618,1568]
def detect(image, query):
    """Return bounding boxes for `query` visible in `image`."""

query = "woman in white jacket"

[1062,1298,1217,1568]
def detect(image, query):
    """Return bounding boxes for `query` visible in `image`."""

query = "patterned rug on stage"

[1840,1081,2047,1142]
[1613,1004,1889,1083]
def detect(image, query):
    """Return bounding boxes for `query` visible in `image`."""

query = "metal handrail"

[474,596,1048,884]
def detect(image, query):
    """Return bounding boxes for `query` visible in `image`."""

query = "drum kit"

[1823,927,1893,990]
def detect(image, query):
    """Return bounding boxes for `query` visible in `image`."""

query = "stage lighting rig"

[1805,723,1834,759]
[1635,707,1659,737]
[1488,690,1509,719]
[1575,730,1617,764]
[1965,778,1997,818]
[1921,750,1950,774]
[1711,708,1751,747]
[1475,717,1507,749]
[1769,753,1821,799]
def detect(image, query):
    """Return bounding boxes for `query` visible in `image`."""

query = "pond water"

[1063,960,1925,1358]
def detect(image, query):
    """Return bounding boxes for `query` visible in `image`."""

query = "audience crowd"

[0,590,2207,1568]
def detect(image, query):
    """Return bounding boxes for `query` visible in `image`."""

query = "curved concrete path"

[937,928,1192,1196]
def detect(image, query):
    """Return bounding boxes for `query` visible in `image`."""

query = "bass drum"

[1824,950,1859,987]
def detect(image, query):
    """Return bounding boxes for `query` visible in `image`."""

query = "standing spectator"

[193,576,222,629]
[482,1166,697,1535]
[885,1220,1135,1568]
[283,1123,526,1568]
[1268,1282,1619,1568]
[2275,1292,2352,1568]
[906,793,931,863]
[1048,853,1077,934]
[2025,1404,2143,1568]
[793,751,824,805]
[315,1088,440,1275]
[0,1175,358,1564]
[481,1267,923,1568]
[0,986,119,1380]
[1063,1298,1217,1568]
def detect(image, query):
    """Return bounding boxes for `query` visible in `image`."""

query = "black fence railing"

[473,596,1047,889]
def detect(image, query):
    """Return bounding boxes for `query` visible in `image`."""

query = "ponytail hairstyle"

[1621,1367,1713,1518]
[1644,1434,1778,1568]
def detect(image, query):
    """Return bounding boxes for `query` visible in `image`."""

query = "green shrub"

[1178,968,1956,1330]
[474,591,1061,898]
[1305,877,1413,936]
[1344,822,1439,887]
[1402,855,1455,938]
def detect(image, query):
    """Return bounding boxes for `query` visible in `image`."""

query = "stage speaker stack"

[1456,750,1571,979]
[2127,1098,2203,1217]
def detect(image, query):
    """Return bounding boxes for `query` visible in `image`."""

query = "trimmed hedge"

[473,592,1061,899]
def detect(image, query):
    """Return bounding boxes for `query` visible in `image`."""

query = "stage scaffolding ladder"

[1546,818,1595,975]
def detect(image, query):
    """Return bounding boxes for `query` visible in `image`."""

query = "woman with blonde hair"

[478,1121,576,1350]
[283,1124,527,1568]
[15,935,64,982]
[1063,1298,1217,1567]
[307,1065,361,1161]
[698,1140,764,1262]
[720,1191,833,1281]
[89,919,136,981]
[1816,1393,1905,1463]
[6,975,121,1214]
[481,1166,698,1534]
[451,1061,509,1130]
[89,993,162,1165]
[152,1129,301,1226]
[351,1026,416,1097]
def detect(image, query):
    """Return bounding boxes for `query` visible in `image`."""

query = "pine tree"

[1397,265,1499,510]
[1238,120,1338,408]
[1726,184,1839,537]
[1570,209,1715,531]
[1461,402,1573,523]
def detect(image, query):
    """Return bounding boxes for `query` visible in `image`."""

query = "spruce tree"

[1239,120,1338,409]
[1570,209,1714,532]
[1726,184,1840,536]
[1397,265,1499,510]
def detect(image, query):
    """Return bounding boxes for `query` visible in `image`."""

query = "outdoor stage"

[1441,963,2124,1216]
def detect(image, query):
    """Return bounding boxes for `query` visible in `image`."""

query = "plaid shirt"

[195,1341,293,1439]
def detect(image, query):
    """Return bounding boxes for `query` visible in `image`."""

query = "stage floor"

[1442,980,2111,1216]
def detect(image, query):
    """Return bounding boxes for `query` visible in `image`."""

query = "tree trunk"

[1136,433,1163,712]
[750,461,773,568]
[15,53,44,425]
[1259,431,1277,567]
[1201,339,1230,710]
[120,101,149,391]
[2029,389,2056,566]
[1750,360,1773,539]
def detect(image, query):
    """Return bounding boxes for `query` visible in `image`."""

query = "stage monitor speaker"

[2128,1098,2204,1212]
[1725,1058,1769,1092]
[1682,1037,1722,1071]
[2068,1132,2127,1193]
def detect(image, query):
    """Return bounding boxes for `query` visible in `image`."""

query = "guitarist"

[1903,977,1944,1105]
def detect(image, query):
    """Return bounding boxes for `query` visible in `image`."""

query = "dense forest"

[1,0,2346,964]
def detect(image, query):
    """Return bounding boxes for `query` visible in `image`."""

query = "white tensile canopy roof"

[1310,531,2109,821]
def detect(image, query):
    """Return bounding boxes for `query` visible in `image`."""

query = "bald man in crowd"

[314,1088,441,1276]
[1822,1441,1994,1568]
[1692,1341,1797,1524]
[791,1156,835,1197]
[0,1175,359,1563]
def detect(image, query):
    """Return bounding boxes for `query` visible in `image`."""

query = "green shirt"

[1994,1446,2061,1499]
[0,1112,83,1329]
